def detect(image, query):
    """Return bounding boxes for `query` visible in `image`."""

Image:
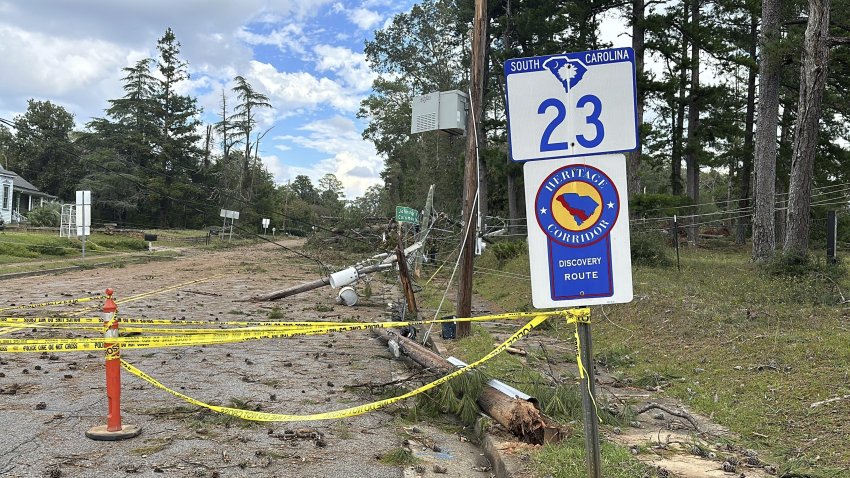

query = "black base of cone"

[85,424,142,441]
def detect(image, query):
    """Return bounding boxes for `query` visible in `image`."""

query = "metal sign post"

[219,209,240,242]
[507,47,638,478]
[75,190,91,258]
[674,215,681,272]
[577,317,601,476]
[827,211,837,264]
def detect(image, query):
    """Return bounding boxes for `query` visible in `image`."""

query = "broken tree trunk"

[372,328,567,444]
[251,263,391,301]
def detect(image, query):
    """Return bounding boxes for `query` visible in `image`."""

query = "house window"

[2,184,8,209]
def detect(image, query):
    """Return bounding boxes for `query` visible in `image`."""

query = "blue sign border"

[504,47,639,163]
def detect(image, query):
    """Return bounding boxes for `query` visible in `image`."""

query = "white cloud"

[349,8,383,30]
[0,26,127,96]
[313,44,376,91]
[331,3,383,31]
[236,23,309,55]
[248,61,362,113]
[265,115,382,198]
[0,25,141,123]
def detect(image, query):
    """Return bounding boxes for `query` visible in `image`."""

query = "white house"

[0,165,56,224]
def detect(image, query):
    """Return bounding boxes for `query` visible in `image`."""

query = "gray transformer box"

[410,90,468,135]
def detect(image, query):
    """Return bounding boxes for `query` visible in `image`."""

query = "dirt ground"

[0,240,493,478]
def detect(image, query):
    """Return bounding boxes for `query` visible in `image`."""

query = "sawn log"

[372,328,567,444]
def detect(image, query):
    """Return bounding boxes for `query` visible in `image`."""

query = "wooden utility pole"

[396,245,418,318]
[456,0,487,337]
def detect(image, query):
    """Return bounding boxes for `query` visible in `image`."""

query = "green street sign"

[396,206,419,224]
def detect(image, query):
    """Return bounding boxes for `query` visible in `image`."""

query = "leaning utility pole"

[456,0,487,337]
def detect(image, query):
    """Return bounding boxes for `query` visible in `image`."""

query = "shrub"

[491,240,528,266]
[94,237,148,251]
[27,243,70,256]
[630,193,692,218]
[764,252,847,305]
[765,251,844,279]
[0,242,40,258]
[25,203,61,227]
[630,231,673,267]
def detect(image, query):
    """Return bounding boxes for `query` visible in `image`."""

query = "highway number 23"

[538,95,604,152]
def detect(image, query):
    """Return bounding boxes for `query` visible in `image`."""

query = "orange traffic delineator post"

[86,288,141,440]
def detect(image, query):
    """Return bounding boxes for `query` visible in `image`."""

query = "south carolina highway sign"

[505,47,638,162]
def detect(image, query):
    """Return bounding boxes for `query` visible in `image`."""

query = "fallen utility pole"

[251,263,392,301]
[372,328,566,444]
[251,239,427,303]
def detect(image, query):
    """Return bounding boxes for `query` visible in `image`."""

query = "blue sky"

[0,0,416,199]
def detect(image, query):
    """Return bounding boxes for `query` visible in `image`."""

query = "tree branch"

[632,402,702,433]
[829,37,850,47]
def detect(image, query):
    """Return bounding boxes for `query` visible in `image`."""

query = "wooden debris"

[810,394,850,408]
[372,328,568,444]
[633,402,702,433]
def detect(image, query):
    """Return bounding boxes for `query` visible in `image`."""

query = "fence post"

[86,288,141,440]
[827,211,837,264]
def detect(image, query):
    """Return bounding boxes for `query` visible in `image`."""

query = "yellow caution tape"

[114,274,226,306]
[566,307,601,423]
[0,311,568,352]
[0,309,586,358]
[0,309,547,330]
[0,316,356,328]
[567,307,591,380]
[119,313,552,422]
[0,296,106,312]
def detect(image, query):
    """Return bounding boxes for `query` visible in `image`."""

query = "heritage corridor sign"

[523,155,633,308]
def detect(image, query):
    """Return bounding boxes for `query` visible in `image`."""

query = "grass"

[131,437,173,455]
[0,229,178,274]
[377,447,420,466]
[532,436,660,478]
[182,398,262,430]
[467,241,850,476]
[267,306,284,320]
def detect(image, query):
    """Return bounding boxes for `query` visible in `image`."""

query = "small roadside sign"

[523,154,633,308]
[396,206,419,224]
[504,47,638,162]
[75,190,91,237]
